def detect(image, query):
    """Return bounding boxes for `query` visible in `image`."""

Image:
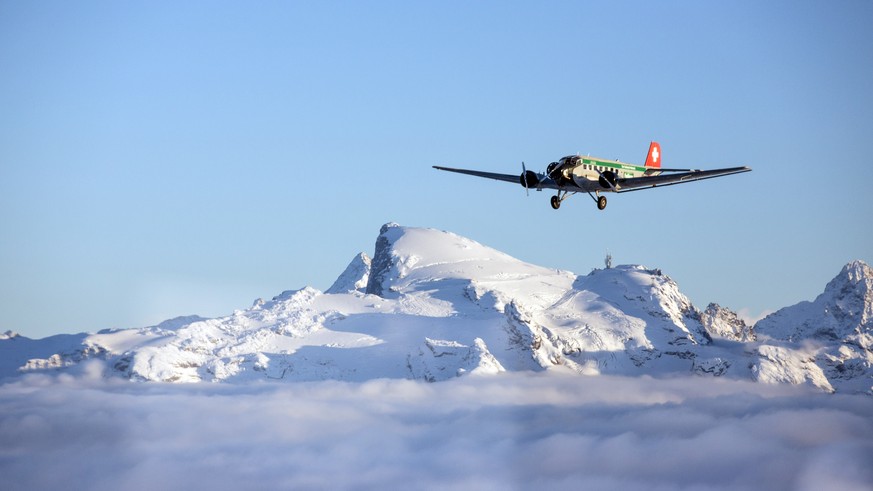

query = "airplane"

[433,142,751,210]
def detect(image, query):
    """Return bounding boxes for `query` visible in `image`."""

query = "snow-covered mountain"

[2,223,870,393]
[753,260,872,394]
[756,260,872,342]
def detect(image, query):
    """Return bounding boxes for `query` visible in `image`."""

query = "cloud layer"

[1,363,871,491]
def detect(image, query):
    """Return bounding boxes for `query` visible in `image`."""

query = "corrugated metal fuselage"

[551,155,659,193]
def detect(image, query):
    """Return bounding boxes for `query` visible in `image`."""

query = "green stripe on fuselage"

[579,157,647,176]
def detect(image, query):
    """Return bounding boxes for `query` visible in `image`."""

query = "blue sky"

[2,1,872,338]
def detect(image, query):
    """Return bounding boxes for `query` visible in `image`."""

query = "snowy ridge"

[2,224,871,393]
[756,260,872,342]
[753,260,873,393]
[326,252,371,294]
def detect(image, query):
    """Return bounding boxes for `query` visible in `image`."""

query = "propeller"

[522,162,529,196]
[519,162,544,196]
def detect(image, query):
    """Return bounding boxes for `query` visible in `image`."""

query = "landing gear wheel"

[597,196,607,210]
[550,195,561,210]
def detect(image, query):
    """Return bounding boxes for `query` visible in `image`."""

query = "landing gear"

[549,189,606,211]
[582,189,609,211]
[549,190,575,210]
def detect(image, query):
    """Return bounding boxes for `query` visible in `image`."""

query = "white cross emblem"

[651,146,659,163]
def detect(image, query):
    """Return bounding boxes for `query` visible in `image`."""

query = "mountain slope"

[2,224,870,393]
[754,260,872,393]
[756,261,872,342]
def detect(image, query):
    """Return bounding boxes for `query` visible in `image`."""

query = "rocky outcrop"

[701,303,755,341]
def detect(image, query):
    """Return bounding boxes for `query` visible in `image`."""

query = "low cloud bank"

[1,363,871,490]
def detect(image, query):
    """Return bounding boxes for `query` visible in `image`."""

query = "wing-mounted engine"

[598,170,618,189]
[519,170,540,189]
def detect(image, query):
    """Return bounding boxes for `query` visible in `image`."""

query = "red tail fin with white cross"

[644,141,661,168]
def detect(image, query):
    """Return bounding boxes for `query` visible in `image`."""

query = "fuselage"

[550,155,660,191]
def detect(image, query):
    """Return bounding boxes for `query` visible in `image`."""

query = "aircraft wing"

[432,166,520,184]
[433,164,751,194]
[615,166,751,193]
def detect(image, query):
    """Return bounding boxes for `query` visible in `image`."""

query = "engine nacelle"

[546,161,576,186]
[520,170,540,189]
[598,170,618,189]
[545,161,560,179]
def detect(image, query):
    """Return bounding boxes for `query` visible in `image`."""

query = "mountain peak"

[756,260,872,342]
[364,223,532,297]
[380,221,401,234]
[327,253,371,294]
[824,260,872,298]
[814,260,871,337]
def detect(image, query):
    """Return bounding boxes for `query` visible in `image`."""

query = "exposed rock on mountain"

[701,303,755,342]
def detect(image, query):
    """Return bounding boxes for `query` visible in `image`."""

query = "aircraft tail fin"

[644,141,661,168]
